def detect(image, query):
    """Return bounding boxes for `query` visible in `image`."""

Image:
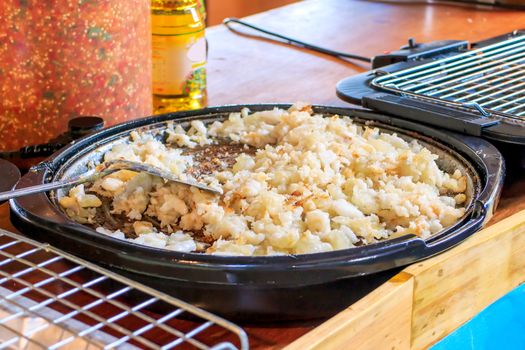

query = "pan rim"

[10,104,502,282]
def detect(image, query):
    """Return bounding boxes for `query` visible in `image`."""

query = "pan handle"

[424,205,485,249]
[460,134,505,222]
[425,169,503,250]
[424,133,505,249]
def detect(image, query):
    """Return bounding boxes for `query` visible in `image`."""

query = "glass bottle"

[151,0,207,114]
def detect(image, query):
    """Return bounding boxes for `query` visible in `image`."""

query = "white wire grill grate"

[0,229,249,350]
[372,32,525,119]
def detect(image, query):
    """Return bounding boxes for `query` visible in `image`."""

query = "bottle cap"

[68,116,105,139]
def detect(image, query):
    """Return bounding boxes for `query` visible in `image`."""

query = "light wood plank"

[284,272,414,350]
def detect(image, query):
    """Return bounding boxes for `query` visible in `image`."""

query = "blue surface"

[432,284,525,350]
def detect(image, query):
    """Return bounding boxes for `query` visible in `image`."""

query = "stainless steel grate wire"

[0,229,249,350]
[372,33,525,119]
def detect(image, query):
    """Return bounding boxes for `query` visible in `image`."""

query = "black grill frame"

[372,32,525,121]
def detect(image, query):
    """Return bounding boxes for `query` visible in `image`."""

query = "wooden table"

[2,0,525,349]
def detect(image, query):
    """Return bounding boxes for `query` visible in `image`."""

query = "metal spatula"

[0,159,223,202]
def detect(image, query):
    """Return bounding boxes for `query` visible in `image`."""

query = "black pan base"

[113,267,402,322]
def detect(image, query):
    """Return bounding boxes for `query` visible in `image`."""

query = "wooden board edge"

[284,272,414,350]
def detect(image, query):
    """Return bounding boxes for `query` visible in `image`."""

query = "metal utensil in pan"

[0,159,222,202]
[10,105,504,320]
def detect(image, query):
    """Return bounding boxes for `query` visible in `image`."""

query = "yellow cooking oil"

[151,0,206,114]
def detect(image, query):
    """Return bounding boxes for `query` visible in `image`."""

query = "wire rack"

[372,31,525,120]
[0,229,249,350]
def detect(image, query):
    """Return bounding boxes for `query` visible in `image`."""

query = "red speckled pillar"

[0,0,152,150]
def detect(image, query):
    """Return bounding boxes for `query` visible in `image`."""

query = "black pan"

[10,105,504,320]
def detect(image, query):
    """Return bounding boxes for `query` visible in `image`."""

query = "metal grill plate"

[372,32,525,121]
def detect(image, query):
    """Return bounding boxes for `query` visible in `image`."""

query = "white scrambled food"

[59,104,468,256]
